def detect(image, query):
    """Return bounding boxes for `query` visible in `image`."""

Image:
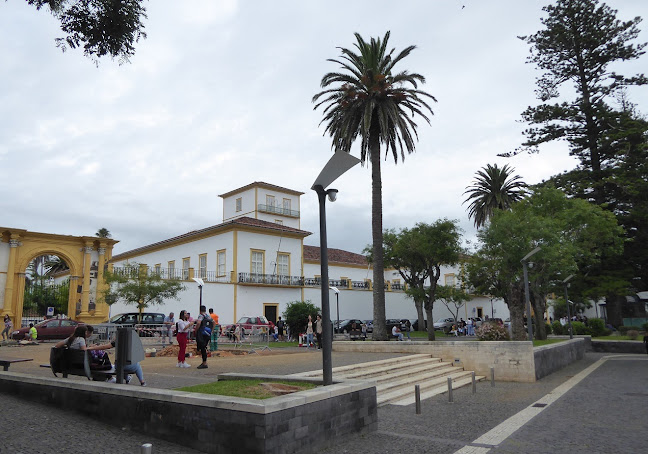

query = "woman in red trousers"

[176,310,193,368]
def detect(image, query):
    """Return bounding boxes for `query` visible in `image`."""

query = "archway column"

[93,246,107,319]
[2,235,20,321]
[78,244,93,318]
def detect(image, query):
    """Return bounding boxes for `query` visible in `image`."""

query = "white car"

[433,317,455,332]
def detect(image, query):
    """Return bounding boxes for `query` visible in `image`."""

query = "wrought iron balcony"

[257,204,300,218]
[238,273,304,286]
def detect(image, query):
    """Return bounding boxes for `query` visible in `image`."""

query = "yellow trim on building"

[198,253,207,278]
[276,252,290,276]
[216,249,226,277]
[233,230,238,322]
[250,249,266,274]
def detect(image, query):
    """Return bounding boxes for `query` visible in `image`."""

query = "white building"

[108,182,510,325]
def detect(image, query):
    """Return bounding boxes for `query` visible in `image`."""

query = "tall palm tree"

[96,227,111,238]
[463,164,527,228]
[313,31,436,340]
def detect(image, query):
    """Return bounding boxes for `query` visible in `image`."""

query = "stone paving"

[0,342,645,453]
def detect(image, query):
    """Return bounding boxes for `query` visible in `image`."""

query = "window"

[199,254,207,278]
[168,261,175,278]
[236,197,242,212]
[275,219,283,225]
[444,274,456,287]
[266,195,275,207]
[283,198,291,213]
[251,250,264,275]
[154,264,161,276]
[217,250,226,277]
[277,253,289,276]
[182,257,190,280]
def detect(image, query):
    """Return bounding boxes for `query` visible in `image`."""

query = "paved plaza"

[0,342,646,453]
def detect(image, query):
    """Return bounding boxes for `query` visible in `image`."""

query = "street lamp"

[329,286,340,332]
[192,277,204,316]
[312,151,361,385]
[521,246,541,341]
[563,274,575,340]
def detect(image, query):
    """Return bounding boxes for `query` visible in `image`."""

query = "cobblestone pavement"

[1,342,645,453]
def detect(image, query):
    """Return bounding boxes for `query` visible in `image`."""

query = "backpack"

[199,316,214,341]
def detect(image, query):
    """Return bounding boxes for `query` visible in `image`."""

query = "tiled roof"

[218,181,305,198]
[111,217,311,261]
[303,245,369,266]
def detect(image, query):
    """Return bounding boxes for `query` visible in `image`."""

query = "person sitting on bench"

[87,337,146,386]
[55,325,88,350]
[392,325,404,341]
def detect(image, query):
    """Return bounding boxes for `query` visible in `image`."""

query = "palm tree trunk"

[370,140,388,341]
[508,284,526,340]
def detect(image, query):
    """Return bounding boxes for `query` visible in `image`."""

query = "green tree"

[313,31,436,340]
[283,300,320,341]
[463,163,527,228]
[103,263,184,322]
[513,0,646,205]
[376,220,463,340]
[466,188,623,340]
[96,227,111,238]
[435,285,471,324]
[25,0,147,62]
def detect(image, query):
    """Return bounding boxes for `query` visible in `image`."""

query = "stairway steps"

[331,357,445,380]
[290,354,434,378]
[377,370,475,405]
[389,375,486,406]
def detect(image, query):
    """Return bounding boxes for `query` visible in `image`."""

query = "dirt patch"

[260,382,304,395]
[155,345,249,358]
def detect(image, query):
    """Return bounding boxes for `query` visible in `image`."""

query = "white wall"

[223,188,256,221]
[236,231,302,276]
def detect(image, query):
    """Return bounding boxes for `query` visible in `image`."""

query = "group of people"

[559,315,588,326]
[305,314,323,349]
[449,318,479,336]
[168,306,215,370]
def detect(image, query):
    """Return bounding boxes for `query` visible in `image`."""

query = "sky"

[1,0,647,259]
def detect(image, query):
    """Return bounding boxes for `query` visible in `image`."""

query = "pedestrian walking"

[163,312,175,345]
[315,314,323,349]
[2,315,12,340]
[194,305,214,369]
[176,310,193,368]
[306,315,314,348]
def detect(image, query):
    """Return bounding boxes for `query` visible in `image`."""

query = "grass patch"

[533,339,566,347]
[410,330,448,338]
[177,379,318,399]
[592,335,642,341]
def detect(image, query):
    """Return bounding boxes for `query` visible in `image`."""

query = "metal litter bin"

[210,324,219,351]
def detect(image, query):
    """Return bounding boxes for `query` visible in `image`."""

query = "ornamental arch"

[0,227,118,327]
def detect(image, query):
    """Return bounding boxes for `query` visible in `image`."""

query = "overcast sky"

[2,0,647,259]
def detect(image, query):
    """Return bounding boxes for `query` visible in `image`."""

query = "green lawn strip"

[591,335,643,341]
[177,379,318,399]
[533,339,566,347]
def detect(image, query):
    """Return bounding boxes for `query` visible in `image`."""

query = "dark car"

[105,312,166,337]
[12,318,84,340]
[363,320,373,333]
[334,319,364,334]
[385,319,402,333]
[412,319,427,331]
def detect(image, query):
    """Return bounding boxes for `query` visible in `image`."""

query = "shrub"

[475,322,510,341]
[283,300,320,338]
[627,330,639,340]
[551,321,564,335]
[618,325,632,334]
[587,318,607,337]
[570,321,591,335]
[545,323,552,335]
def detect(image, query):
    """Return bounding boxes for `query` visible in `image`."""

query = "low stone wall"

[533,338,584,380]
[591,340,645,354]
[333,341,536,382]
[0,372,376,454]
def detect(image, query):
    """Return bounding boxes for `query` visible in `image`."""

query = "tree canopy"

[25,0,148,62]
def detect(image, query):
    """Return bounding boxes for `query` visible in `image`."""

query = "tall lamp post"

[312,151,360,385]
[521,247,541,341]
[192,278,205,316]
[329,286,340,332]
[563,274,575,340]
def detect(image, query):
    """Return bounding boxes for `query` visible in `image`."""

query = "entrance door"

[264,304,278,324]
[477,307,483,318]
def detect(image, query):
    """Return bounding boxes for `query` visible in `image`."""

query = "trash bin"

[210,324,219,351]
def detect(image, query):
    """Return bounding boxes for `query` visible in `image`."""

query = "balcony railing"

[238,273,304,286]
[257,204,300,218]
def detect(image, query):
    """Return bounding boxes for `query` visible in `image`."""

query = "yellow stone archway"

[0,227,118,327]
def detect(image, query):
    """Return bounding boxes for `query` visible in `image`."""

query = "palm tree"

[463,164,527,228]
[96,227,111,238]
[313,31,436,340]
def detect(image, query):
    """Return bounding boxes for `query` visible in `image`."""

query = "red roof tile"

[303,245,369,266]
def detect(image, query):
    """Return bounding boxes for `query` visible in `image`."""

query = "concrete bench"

[0,357,33,371]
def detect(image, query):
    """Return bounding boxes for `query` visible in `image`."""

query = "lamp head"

[192,277,205,287]
[327,189,338,202]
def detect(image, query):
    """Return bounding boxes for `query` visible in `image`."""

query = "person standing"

[306,315,314,348]
[176,310,193,368]
[315,314,323,350]
[194,305,214,369]
[405,320,412,340]
[163,312,175,345]
[209,308,219,325]
[2,315,12,340]
[276,316,285,341]
[466,318,474,336]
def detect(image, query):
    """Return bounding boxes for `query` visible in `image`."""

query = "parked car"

[433,317,456,333]
[12,318,84,340]
[224,316,275,337]
[385,319,402,333]
[412,319,428,331]
[105,312,166,337]
[335,319,364,334]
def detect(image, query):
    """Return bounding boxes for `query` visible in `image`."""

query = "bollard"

[415,384,421,414]
[471,371,476,394]
[141,443,152,454]
[490,367,495,387]
[447,377,453,403]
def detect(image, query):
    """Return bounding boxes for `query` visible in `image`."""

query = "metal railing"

[92,323,171,344]
[257,204,300,218]
[238,273,303,286]
[217,323,271,353]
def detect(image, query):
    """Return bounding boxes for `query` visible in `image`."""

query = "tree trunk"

[532,293,547,340]
[507,284,526,340]
[415,300,425,332]
[370,140,388,340]
[424,300,436,341]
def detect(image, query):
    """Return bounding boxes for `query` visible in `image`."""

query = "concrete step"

[330,357,444,380]
[377,370,475,406]
[289,354,434,378]
[375,363,461,392]
[389,374,486,406]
